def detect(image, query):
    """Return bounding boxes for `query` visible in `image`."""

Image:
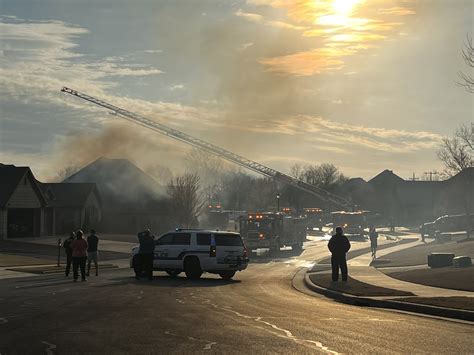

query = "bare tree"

[167,173,204,228]
[457,35,474,93]
[289,163,304,180]
[437,123,474,177]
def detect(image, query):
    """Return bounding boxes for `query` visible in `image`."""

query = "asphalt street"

[0,238,473,354]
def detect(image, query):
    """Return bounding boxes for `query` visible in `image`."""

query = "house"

[0,164,48,239]
[40,183,102,235]
[340,168,474,225]
[0,163,102,239]
[64,157,172,234]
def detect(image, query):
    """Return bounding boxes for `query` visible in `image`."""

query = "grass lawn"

[309,273,414,297]
[318,238,418,265]
[386,266,474,292]
[378,240,474,267]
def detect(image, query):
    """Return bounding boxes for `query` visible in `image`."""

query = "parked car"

[420,214,474,238]
[130,229,249,280]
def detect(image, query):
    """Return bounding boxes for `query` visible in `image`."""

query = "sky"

[0,0,472,182]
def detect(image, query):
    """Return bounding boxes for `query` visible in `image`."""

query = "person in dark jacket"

[328,226,351,282]
[63,231,75,277]
[137,229,155,280]
[86,229,99,277]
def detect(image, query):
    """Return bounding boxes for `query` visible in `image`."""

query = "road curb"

[303,272,474,322]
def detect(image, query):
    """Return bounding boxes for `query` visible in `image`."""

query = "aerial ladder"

[60,87,353,210]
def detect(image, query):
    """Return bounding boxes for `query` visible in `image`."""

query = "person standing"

[328,226,351,282]
[86,229,99,277]
[369,225,379,259]
[63,231,75,277]
[137,229,155,281]
[71,229,88,282]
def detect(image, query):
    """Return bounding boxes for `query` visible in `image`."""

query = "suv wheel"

[219,271,236,280]
[166,269,181,277]
[184,257,203,280]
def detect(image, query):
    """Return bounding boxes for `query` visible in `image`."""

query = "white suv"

[130,229,249,280]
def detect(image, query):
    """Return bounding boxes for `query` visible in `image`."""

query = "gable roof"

[63,157,163,209]
[368,169,405,185]
[0,164,47,207]
[39,183,101,208]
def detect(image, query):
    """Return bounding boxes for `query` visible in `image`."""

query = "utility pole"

[408,173,420,181]
[423,171,439,181]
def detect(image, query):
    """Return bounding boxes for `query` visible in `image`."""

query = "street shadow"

[249,248,304,264]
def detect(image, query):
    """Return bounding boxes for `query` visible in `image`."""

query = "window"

[215,233,243,246]
[173,233,191,245]
[156,234,173,245]
[197,233,211,245]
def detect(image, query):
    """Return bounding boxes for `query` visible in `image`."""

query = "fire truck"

[330,211,369,238]
[205,204,229,230]
[303,208,325,231]
[239,212,307,253]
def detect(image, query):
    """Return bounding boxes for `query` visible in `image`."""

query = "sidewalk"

[0,236,133,279]
[21,236,136,254]
[304,238,474,321]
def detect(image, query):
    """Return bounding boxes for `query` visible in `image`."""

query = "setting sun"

[332,0,361,16]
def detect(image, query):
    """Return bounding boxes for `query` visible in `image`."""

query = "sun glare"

[331,0,360,17]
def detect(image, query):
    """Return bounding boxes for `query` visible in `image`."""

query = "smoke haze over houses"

[0,1,472,181]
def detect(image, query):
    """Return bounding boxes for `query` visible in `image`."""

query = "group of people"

[328,225,379,282]
[63,229,99,282]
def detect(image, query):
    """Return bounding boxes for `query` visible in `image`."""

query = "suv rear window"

[215,233,243,246]
[197,233,211,245]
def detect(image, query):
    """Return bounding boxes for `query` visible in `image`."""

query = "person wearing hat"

[328,226,351,282]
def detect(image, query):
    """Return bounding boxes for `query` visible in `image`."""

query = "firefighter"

[137,229,155,280]
[328,226,351,282]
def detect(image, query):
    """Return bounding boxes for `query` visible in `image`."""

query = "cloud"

[170,84,185,90]
[259,47,353,75]
[299,115,442,153]
[143,49,163,54]
[0,19,163,105]
[235,9,307,31]
[235,9,264,24]
[379,7,416,16]
[245,0,416,75]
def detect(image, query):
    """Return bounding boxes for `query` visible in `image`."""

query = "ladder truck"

[60,87,353,210]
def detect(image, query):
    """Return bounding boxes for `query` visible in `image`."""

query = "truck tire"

[184,257,203,280]
[219,271,236,280]
[269,239,280,254]
[292,241,303,251]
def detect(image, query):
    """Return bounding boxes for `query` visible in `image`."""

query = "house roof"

[0,164,47,207]
[63,157,164,210]
[39,183,101,208]
[368,169,405,185]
